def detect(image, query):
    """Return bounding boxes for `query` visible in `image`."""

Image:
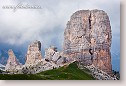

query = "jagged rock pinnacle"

[5,49,22,71]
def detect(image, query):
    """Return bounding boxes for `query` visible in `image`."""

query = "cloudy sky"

[0,0,120,71]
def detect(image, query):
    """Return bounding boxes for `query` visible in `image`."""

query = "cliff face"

[25,40,42,66]
[63,10,112,74]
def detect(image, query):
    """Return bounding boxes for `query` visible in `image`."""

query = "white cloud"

[0,0,120,50]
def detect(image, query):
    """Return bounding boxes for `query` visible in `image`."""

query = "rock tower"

[63,10,112,74]
[25,40,42,66]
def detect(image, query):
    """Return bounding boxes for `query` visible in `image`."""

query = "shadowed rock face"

[63,10,112,74]
[25,40,42,66]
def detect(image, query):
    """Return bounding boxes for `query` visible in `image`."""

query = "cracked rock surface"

[63,10,112,74]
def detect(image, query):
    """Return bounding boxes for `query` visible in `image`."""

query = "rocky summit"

[25,40,42,66]
[63,10,112,74]
[5,49,22,72]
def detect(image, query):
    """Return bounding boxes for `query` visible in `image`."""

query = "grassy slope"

[0,62,95,80]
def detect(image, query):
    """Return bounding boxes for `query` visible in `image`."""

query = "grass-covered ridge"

[0,62,95,80]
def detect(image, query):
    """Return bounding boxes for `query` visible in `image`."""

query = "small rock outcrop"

[5,49,22,72]
[25,40,42,66]
[45,46,58,61]
[63,10,112,74]
[45,46,67,65]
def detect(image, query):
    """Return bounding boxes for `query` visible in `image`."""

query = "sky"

[0,0,120,71]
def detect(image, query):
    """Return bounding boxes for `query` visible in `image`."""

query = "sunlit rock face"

[63,10,112,74]
[25,40,42,66]
[5,49,22,71]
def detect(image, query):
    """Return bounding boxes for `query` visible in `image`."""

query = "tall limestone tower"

[25,40,42,66]
[63,10,112,74]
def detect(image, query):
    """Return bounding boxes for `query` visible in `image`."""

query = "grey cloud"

[0,0,120,50]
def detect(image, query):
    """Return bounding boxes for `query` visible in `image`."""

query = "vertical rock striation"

[63,10,112,74]
[25,40,42,66]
